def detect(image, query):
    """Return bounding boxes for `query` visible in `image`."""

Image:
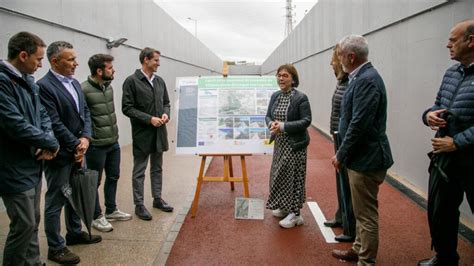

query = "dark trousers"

[1,182,42,266]
[428,164,473,264]
[44,163,82,250]
[333,133,356,237]
[132,151,163,205]
[86,142,121,218]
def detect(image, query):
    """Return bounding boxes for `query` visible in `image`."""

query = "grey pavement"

[0,145,206,265]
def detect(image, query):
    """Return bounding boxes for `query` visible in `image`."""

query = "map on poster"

[175,76,278,154]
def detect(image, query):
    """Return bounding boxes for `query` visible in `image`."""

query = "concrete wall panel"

[263,0,473,221]
[1,0,223,149]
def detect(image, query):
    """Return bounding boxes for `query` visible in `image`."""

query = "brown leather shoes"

[332,249,359,262]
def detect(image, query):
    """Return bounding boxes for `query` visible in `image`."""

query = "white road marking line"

[307,201,338,243]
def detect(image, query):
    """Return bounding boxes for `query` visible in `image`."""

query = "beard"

[101,73,114,81]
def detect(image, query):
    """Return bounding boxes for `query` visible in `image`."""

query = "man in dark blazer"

[38,41,101,265]
[122,47,172,221]
[330,35,393,265]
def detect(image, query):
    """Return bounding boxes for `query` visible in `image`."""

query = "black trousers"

[428,164,473,264]
[333,133,356,237]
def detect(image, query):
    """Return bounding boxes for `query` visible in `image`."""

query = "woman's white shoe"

[279,213,304,228]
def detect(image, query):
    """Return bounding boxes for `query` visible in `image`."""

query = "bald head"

[457,19,474,39]
[447,19,474,65]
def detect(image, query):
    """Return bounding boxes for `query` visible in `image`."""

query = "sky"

[154,0,318,64]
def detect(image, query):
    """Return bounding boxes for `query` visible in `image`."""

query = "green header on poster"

[199,76,277,89]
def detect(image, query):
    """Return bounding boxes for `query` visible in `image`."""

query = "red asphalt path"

[167,127,474,266]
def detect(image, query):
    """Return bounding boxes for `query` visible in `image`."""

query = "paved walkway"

[0,145,204,265]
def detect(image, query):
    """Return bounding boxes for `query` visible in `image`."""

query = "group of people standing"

[265,34,393,266]
[0,33,173,265]
[265,19,474,266]
[0,18,473,266]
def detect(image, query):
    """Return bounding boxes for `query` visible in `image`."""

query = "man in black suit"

[38,41,101,265]
[330,35,393,265]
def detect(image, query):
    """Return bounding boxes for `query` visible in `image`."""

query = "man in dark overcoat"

[122,47,172,221]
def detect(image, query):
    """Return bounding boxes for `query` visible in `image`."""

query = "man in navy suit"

[38,41,101,265]
[330,35,393,265]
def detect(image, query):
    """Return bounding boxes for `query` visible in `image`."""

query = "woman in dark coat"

[265,64,312,228]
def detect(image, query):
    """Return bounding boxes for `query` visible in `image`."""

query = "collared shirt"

[51,69,79,111]
[348,61,370,84]
[141,69,155,88]
[1,59,22,78]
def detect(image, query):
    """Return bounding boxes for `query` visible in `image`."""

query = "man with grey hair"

[331,35,393,265]
[38,41,101,264]
[418,19,474,266]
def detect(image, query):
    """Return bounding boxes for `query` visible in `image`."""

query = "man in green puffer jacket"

[81,54,132,233]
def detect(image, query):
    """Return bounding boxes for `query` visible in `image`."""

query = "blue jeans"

[86,142,121,218]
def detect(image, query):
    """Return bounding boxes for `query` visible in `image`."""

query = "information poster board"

[175,76,278,154]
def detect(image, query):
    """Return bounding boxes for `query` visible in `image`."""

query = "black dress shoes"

[153,198,174,212]
[135,205,152,220]
[335,234,355,242]
[332,249,359,262]
[48,247,80,264]
[66,231,102,246]
[324,219,342,228]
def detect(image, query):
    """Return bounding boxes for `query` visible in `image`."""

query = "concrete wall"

[0,0,223,149]
[228,65,261,75]
[262,0,474,223]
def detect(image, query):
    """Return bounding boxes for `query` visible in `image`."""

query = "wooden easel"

[191,153,251,217]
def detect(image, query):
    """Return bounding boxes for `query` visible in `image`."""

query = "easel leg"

[229,156,235,191]
[191,156,207,218]
[241,155,249,197]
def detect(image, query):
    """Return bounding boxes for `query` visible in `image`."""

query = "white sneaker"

[105,209,132,221]
[92,215,113,232]
[279,213,304,228]
[272,209,288,218]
